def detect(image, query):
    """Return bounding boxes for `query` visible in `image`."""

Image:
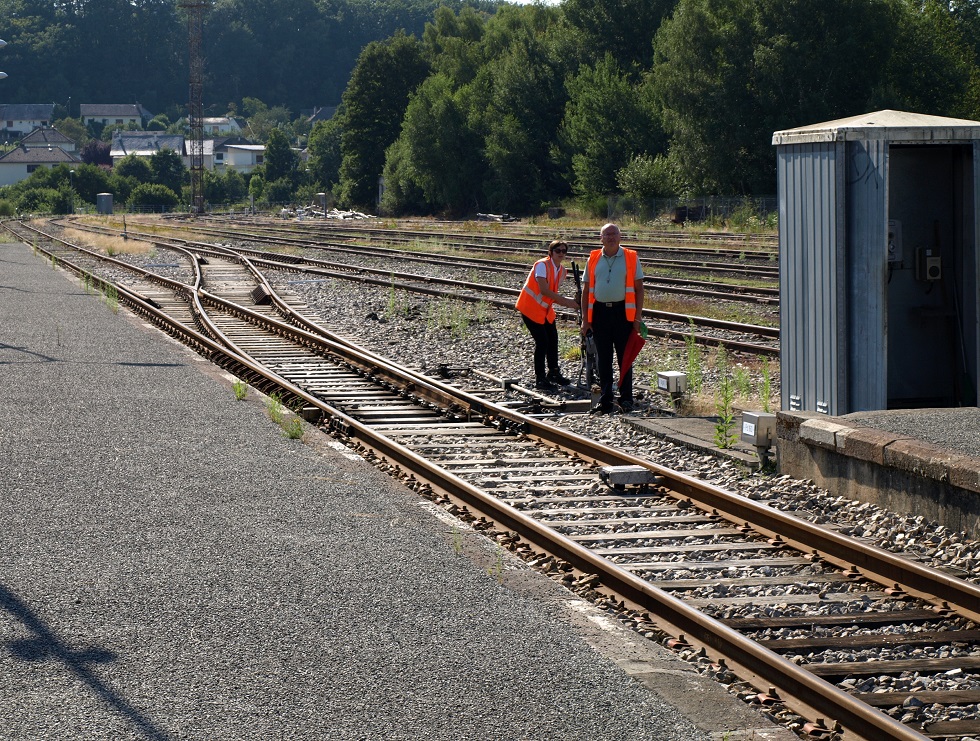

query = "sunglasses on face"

[552,248,567,254]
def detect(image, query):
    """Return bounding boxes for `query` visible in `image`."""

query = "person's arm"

[536,276,578,308]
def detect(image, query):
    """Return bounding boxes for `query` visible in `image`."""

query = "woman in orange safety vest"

[515,240,580,390]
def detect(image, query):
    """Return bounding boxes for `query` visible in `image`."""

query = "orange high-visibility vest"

[585,248,638,322]
[516,257,565,323]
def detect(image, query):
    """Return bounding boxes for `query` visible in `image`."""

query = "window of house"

[5,121,12,128]
[256,155,263,164]
[115,119,123,125]
[26,165,38,173]
[215,153,224,161]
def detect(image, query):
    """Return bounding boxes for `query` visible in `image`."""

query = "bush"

[0,200,15,216]
[128,183,179,207]
[263,176,295,204]
[616,153,679,199]
[16,187,60,213]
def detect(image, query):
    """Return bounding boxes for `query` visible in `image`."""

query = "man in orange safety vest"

[580,223,644,413]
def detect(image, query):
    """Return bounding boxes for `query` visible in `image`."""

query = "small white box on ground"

[741,411,777,448]
[657,371,688,394]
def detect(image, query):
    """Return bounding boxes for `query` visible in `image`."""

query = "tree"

[562,0,677,73]
[475,5,569,212]
[339,31,431,209]
[873,0,980,119]
[652,0,896,194]
[80,139,112,167]
[422,5,487,86]
[128,182,179,207]
[51,117,89,147]
[150,149,185,194]
[264,128,297,184]
[114,154,153,183]
[306,116,343,189]
[383,74,483,214]
[558,55,663,197]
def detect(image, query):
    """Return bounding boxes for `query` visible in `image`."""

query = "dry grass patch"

[62,227,153,256]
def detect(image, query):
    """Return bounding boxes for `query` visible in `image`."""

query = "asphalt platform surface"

[0,241,792,740]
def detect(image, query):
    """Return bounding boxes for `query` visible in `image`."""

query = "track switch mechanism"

[599,465,661,489]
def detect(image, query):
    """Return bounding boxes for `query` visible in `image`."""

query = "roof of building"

[21,127,75,146]
[80,103,154,120]
[111,131,185,157]
[772,109,980,145]
[202,117,241,128]
[306,106,337,123]
[212,136,254,149]
[0,104,56,121]
[225,144,265,152]
[0,145,78,164]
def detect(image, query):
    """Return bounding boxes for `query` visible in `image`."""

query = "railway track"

[194,212,780,257]
[11,217,980,740]
[57,217,780,357]
[158,215,782,280]
[159,218,781,304]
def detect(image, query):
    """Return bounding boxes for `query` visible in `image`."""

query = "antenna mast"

[181,1,206,215]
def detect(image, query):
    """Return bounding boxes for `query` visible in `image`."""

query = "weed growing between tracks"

[102,283,119,313]
[713,348,738,449]
[233,379,248,400]
[281,417,304,440]
[266,392,285,424]
[426,297,490,338]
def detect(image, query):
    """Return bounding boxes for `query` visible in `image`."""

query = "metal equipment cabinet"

[773,110,980,415]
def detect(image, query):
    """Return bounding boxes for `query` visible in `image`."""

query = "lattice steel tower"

[181,1,207,215]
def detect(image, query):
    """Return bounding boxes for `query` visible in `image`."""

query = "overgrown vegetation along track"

[62,217,780,357]
[13,218,980,740]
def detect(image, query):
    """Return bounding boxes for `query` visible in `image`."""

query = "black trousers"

[592,301,633,406]
[522,314,559,380]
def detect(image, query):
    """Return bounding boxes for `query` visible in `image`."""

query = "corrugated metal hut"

[773,110,980,415]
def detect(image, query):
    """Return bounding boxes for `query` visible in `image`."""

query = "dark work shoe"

[589,403,612,415]
[620,399,635,413]
[535,378,557,391]
[547,370,572,386]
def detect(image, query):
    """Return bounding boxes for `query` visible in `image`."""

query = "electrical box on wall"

[915,248,942,281]
[888,219,903,263]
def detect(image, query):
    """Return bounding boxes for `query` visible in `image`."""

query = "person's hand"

[565,297,579,309]
[581,320,591,335]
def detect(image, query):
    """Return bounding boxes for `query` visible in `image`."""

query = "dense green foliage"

[343,0,980,213]
[3,0,980,215]
[0,0,493,116]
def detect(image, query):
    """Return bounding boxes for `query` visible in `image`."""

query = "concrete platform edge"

[777,410,980,539]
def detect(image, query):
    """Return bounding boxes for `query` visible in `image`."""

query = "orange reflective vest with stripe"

[585,248,639,322]
[516,257,565,323]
